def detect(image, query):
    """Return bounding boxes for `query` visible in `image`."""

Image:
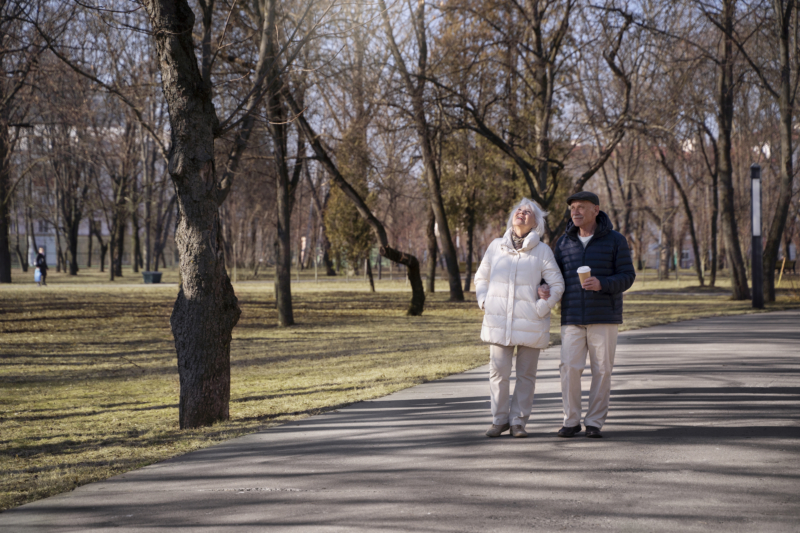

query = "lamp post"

[751,163,763,309]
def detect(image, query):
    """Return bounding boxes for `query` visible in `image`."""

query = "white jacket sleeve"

[474,242,494,309]
[541,246,565,308]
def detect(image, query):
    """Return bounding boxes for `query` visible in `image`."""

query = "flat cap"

[566,190,600,205]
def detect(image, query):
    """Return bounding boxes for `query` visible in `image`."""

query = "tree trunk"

[274,178,294,326]
[54,219,64,273]
[26,198,36,270]
[425,203,436,293]
[659,229,671,281]
[658,152,703,286]
[131,207,142,273]
[717,0,750,299]
[709,176,718,287]
[366,256,375,292]
[143,0,241,429]
[153,194,176,272]
[762,0,795,302]
[65,213,80,276]
[0,114,10,283]
[14,208,28,272]
[463,203,475,292]
[86,219,93,268]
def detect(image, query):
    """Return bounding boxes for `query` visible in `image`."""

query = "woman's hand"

[538,284,550,300]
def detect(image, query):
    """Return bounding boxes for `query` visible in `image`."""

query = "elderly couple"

[474,191,635,439]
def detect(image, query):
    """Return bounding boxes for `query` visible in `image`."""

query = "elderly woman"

[474,198,565,438]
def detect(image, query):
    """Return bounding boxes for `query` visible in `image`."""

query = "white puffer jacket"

[474,228,565,349]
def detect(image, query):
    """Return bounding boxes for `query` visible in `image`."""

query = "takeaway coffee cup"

[577,266,591,286]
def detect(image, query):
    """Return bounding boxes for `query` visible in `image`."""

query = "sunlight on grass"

[1,265,798,511]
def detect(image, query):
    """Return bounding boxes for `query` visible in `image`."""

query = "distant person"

[35,247,48,286]
[474,198,564,438]
[539,191,635,438]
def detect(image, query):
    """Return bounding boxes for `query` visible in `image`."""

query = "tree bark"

[425,203,436,293]
[143,0,241,429]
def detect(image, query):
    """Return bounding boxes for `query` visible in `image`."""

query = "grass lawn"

[1,265,799,511]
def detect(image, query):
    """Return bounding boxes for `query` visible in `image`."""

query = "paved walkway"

[3,310,799,532]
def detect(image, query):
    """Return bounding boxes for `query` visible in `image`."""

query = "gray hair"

[506,198,548,237]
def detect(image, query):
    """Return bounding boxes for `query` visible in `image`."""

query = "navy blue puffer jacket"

[554,211,635,326]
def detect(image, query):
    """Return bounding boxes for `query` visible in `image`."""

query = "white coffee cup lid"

[577,266,591,273]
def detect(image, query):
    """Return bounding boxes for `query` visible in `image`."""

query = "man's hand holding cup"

[578,266,601,291]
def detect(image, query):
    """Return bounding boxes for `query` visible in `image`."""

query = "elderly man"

[540,191,635,438]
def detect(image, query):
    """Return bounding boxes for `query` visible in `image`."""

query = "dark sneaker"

[585,425,602,438]
[510,425,528,438]
[557,424,581,438]
[485,423,510,437]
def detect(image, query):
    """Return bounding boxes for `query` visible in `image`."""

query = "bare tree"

[377,0,464,301]
[0,0,44,283]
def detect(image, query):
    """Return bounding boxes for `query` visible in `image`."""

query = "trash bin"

[142,271,162,284]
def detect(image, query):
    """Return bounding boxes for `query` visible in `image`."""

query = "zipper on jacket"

[581,244,587,324]
[579,234,599,324]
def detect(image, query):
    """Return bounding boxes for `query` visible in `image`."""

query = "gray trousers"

[489,344,541,427]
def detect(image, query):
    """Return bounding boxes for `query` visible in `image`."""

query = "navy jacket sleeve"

[554,236,565,273]
[597,234,635,295]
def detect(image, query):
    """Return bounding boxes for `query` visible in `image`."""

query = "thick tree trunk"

[65,214,80,276]
[274,179,294,326]
[425,203,436,293]
[717,0,750,299]
[144,0,241,429]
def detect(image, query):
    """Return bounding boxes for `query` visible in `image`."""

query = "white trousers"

[560,324,618,429]
[489,344,541,427]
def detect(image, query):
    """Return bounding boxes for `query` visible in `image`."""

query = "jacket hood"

[501,227,541,252]
[565,210,613,240]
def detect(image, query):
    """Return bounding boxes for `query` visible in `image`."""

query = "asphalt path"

[2,310,799,532]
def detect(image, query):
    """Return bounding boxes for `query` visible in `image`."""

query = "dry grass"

[1,265,798,512]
